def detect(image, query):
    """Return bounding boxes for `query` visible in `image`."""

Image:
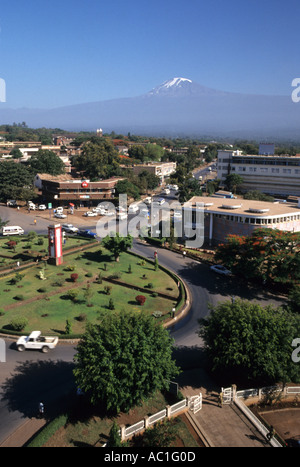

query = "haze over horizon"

[0,0,299,110]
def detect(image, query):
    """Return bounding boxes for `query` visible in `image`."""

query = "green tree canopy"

[28,149,65,175]
[215,228,300,289]
[73,312,180,413]
[72,138,121,180]
[199,299,300,385]
[0,161,35,202]
[225,173,244,193]
[101,233,133,261]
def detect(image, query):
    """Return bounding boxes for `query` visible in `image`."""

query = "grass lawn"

[36,391,202,448]
[0,243,181,335]
[0,234,93,261]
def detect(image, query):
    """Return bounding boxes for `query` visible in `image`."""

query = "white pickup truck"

[16,331,58,353]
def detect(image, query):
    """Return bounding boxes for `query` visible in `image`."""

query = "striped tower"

[48,224,63,266]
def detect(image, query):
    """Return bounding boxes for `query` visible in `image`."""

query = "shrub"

[68,290,78,302]
[37,238,44,246]
[77,313,87,322]
[108,298,115,310]
[6,240,17,250]
[38,287,47,293]
[9,317,28,331]
[104,285,112,295]
[86,272,93,278]
[136,295,146,306]
[70,273,79,282]
[146,282,154,289]
[14,294,24,301]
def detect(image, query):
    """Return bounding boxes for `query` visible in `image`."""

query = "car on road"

[77,229,97,238]
[144,197,152,205]
[210,265,232,276]
[54,213,67,219]
[16,331,58,353]
[2,225,24,236]
[84,211,97,217]
[61,224,79,234]
[38,204,47,210]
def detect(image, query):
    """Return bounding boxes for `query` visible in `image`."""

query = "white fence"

[119,396,199,441]
[221,384,300,448]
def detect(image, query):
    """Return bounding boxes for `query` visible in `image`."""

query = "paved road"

[0,205,287,445]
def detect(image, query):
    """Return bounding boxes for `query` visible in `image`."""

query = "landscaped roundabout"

[0,233,185,337]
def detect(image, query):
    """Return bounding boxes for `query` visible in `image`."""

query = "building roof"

[185,196,300,218]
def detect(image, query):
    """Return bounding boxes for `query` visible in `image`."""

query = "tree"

[178,177,202,203]
[225,174,243,193]
[0,161,35,202]
[29,149,65,175]
[115,179,140,200]
[73,312,180,413]
[107,421,123,447]
[101,233,133,262]
[199,299,300,385]
[72,138,121,179]
[215,228,300,289]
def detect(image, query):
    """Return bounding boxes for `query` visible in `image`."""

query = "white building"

[217,150,300,197]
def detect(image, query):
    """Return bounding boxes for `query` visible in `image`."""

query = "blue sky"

[0,0,300,108]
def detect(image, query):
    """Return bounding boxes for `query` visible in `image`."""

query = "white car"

[54,213,67,219]
[56,207,64,214]
[103,209,115,216]
[171,185,179,191]
[28,202,36,210]
[163,188,170,195]
[38,205,47,211]
[62,224,79,233]
[210,265,232,276]
[128,204,139,214]
[84,211,97,217]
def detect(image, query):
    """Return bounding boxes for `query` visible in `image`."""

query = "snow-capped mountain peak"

[161,77,192,88]
[146,77,226,97]
[148,77,193,95]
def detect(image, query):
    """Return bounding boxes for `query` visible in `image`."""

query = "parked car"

[210,265,232,276]
[54,213,67,219]
[77,229,97,238]
[163,188,170,195]
[28,201,36,210]
[84,211,97,217]
[61,224,79,234]
[7,200,17,207]
[92,206,105,214]
[38,204,47,211]
[128,204,139,214]
[55,207,64,214]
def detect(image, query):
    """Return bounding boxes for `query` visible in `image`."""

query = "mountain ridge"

[0,78,299,140]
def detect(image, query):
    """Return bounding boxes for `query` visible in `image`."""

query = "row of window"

[210,213,300,224]
[232,167,300,174]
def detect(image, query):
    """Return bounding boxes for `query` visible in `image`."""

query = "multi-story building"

[34,173,124,207]
[217,150,300,197]
[132,162,177,183]
[184,196,300,245]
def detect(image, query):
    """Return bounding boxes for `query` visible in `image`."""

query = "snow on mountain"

[146,77,228,97]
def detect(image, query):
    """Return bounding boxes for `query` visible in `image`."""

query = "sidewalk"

[178,368,270,448]
[0,418,46,447]
[1,368,271,448]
